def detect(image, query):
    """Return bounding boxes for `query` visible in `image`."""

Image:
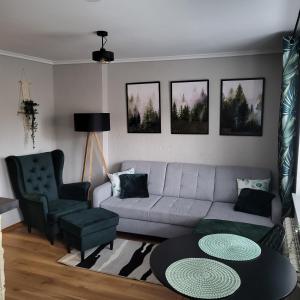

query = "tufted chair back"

[18,153,58,201]
[6,151,61,202]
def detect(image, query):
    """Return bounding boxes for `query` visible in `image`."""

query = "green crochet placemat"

[199,233,261,261]
[165,258,241,299]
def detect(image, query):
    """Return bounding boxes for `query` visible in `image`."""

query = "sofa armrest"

[271,193,282,224]
[93,182,112,207]
[59,182,91,201]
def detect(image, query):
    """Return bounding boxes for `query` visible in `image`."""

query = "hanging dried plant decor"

[18,80,39,149]
[21,99,39,148]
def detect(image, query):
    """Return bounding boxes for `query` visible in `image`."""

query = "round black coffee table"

[150,234,297,300]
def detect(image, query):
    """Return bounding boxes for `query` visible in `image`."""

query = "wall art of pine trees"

[171,80,209,134]
[126,82,161,133]
[220,78,264,136]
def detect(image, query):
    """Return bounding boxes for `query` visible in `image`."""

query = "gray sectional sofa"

[93,160,282,238]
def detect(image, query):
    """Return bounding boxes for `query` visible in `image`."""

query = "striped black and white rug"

[58,238,160,284]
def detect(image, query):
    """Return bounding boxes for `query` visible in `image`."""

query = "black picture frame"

[170,80,209,134]
[220,77,265,136]
[126,81,161,133]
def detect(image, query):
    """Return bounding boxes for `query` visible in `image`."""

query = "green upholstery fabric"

[51,150,90,201]
[59,182,91,202]
[60,208,119,253]
[18,152,58,201]
[47,200,88,223]
[259,224,285,252]
[64,226,117,253]
[194,219,270,242]
[5,150,91,244]
[22,193,49,233]
[60,208,119,237]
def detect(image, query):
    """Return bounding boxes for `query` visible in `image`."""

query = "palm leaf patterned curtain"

[278,36,300,217]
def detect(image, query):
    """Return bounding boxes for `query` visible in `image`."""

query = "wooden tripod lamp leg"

[81,132,90,182]
[93,132,109,176]
[88,135,94,182]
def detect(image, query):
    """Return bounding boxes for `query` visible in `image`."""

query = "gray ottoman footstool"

[60,208,119,261]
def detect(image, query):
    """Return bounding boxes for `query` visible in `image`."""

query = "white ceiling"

[0,0,298,63]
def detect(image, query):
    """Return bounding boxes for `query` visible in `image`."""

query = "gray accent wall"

[107,54,281,185]
[0,53,282,228]
[0,55,56,227]
[0,55,56,198]
[53,63,104,185]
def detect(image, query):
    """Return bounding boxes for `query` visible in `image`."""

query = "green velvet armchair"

[6,150,90,244]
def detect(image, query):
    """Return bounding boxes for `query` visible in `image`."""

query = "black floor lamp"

[74,113,110,182]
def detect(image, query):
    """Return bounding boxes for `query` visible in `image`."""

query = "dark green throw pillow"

[234,188,275,217]
[119,174,149,199]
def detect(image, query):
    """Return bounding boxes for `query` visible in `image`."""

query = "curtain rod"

[292,9,300,40]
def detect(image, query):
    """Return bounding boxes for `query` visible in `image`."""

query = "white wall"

[0,55,56,228]
[53,63,105,186]
[0,53,282,227]
[0,55,56,198]
[52,54,282,191]
[107,54,282,185]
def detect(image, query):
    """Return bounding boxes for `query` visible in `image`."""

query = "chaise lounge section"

[93,160,282,238]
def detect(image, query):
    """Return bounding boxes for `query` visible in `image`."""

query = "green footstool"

[60,208,119,261]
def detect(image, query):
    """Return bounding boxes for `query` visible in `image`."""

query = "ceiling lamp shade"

[74,113,110,132]
[92,31,114,63]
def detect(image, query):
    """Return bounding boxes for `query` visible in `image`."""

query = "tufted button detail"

[27,178,32,183]
[34,186,39,191]
[30,168,36,173]
[47,175,52,179]
[44,184,49,189]
[37,176,42,181]
[41,166,46,171]
[33,158,38,163]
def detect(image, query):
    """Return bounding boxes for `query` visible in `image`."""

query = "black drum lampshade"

[74,113,110,132]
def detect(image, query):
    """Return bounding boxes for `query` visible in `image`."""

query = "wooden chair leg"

[27,224,31,233]
[81,251,85,262]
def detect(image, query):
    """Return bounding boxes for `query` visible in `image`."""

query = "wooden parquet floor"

[3,224,183,300]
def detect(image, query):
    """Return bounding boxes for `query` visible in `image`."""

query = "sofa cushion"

[122,161,167,195]
[214,166,272,203]
[119,174,149,199]
[108,168,135,197]
[163,163,215,201]
[47,199,88,223]
[234,188,275,217]
[100,194,161,221]
[237,178,271,195]
[149,196,212,227]
[205,202,273,227]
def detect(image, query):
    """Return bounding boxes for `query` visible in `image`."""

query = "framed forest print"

[170,80,209,134]
[220,78,265,136]
[126,82,161,133]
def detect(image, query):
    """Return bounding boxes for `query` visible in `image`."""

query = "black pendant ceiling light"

[92,31,114,63]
